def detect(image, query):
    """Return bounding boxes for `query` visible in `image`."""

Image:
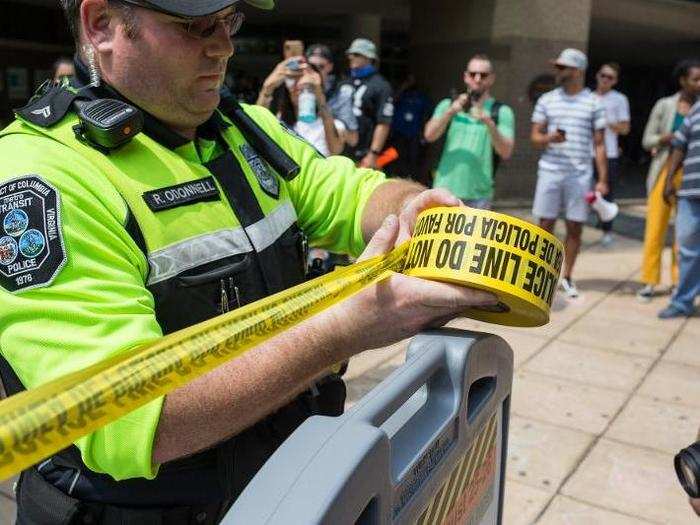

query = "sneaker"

[636,284,654,302]
[560,278,579,298]
[658,304,692,319]
[600,232,614,247]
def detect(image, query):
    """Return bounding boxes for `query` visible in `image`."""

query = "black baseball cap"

[123,0,274,17]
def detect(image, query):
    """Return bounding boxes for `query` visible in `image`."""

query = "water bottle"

[298,85,317,123]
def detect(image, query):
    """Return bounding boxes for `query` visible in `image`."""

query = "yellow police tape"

[0,207,562,481]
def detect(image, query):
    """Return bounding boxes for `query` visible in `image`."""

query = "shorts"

[532,172,592,223]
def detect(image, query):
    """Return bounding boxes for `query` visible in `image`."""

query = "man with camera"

[424,53,515,210]
[531,48,609,299]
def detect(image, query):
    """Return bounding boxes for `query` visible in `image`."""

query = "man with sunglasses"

[0,1,496,523]
[593,62,631,246]
[424,54,515,210]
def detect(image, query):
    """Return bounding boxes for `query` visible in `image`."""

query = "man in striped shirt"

[531,48,609,298]
[659,101,700,318]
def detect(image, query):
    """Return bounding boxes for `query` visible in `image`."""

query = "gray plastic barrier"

[223,328,513,525]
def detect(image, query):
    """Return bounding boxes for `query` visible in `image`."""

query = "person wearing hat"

[530,48,609,299]
[0,1,496,522]
[341,38,395,168]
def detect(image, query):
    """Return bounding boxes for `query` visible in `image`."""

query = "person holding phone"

[530,48,608,299]
[258,53,350,157]
[256,42,305,123]
[424,54,514,210]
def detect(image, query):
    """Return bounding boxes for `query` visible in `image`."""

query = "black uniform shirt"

[341,72,394,160]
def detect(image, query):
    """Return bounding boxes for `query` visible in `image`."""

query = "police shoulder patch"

[240,144,280,199]
[0,175,66,293]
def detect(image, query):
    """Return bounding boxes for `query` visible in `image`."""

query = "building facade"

[1,0,699,200]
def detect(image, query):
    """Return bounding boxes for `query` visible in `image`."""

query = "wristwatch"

[370,149,382,156]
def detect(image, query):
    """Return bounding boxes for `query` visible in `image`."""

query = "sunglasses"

[467,71,491,79]
[112,0,245,39]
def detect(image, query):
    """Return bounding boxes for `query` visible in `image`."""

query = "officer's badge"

[240,144,279,199]
[0,175,66,293]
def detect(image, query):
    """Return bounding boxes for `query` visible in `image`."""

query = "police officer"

[0,1,496,523]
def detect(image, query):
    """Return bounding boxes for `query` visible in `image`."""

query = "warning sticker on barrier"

[416,413,498,525]
[0,207,560,481]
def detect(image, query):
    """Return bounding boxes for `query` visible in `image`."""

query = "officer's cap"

[124,0,274,17]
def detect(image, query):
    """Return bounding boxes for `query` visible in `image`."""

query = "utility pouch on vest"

[16,468,80,525]
[17,467,228,525]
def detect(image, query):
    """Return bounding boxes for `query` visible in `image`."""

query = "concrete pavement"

[1,208,698,524]
[344,209,700,524]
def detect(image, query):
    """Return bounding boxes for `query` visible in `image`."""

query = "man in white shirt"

[593,62,631,246]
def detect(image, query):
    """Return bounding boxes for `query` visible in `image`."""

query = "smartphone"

[286,59,302,72]
[556,128,567,140]
[283,40,304,59]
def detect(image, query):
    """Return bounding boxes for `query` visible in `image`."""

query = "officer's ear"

[80,0,117,54]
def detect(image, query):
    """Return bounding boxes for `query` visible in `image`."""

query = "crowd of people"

[251,38,699,318]
[0,2,698,520]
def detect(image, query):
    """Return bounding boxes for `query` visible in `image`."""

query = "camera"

[675,441,700,498]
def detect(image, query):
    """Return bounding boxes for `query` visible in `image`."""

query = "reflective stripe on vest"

[148,200,296,286]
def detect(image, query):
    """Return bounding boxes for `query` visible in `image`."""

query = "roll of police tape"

[405,207,564,327]
[0,207,562,481]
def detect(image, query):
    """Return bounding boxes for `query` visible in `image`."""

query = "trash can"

[223,328,513,525]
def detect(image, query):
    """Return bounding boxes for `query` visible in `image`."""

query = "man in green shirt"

[424,54,515,209]
[0,0,495,522]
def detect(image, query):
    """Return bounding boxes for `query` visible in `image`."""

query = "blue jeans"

[671,197,700,313]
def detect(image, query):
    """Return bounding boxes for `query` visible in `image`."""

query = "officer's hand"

[327,215,497,357]
[396,188,462,245]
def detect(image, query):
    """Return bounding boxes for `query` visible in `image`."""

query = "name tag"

[143,177,221,212]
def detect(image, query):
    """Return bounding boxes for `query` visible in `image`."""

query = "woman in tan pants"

[639,60,700,300]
